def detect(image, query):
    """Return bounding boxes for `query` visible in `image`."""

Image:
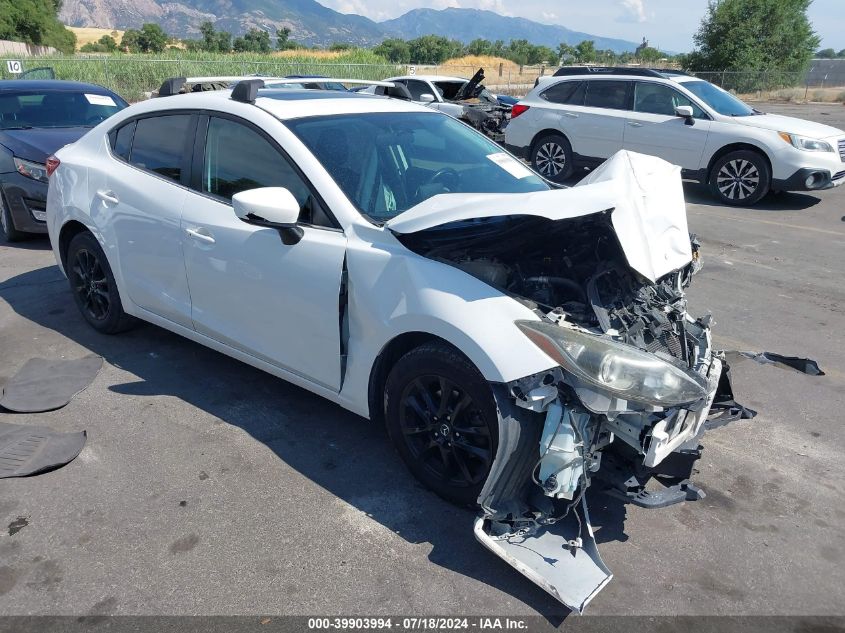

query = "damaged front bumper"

[474,346,728,614]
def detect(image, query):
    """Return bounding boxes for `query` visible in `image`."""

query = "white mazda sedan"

[47,80,729,612]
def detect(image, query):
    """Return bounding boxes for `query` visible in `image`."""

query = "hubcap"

[71,248,110,321]
[0,200,8,234]
[535,142,566,177]
[399,375,493,488]
[717,159,760,200]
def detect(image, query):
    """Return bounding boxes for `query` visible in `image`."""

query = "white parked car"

[505,67,845,205]
[47,80,734,612]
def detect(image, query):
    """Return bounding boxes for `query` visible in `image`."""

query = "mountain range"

[59,0,641,53]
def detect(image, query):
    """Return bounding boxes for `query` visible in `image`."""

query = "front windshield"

[286,111,548,222]
[682,80,755,117]
[0,90,125,130]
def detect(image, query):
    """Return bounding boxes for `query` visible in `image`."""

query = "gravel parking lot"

[1,103,844,622]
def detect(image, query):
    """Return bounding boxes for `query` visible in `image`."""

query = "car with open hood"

[362,69,511,142]
[46,80,786,612]
[0,80,127,241]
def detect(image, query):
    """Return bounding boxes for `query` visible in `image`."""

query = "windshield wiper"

[2,125,33,130]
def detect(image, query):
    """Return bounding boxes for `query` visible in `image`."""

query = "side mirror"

[675,105,695,125]
[419,93,435,103]
[233,187,303,245]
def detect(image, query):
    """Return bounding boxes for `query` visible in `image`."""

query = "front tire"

[66,231,135,334]
[0,192,26,242]
[709,150,770,206]
[530,133,573,182]
[384,342,499,507]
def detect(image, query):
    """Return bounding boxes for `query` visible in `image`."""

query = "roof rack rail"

[552,66,665,78]
[232,78,264,104]
[154,75,276,98]
[647,68,691,76]
[158,77,186,97]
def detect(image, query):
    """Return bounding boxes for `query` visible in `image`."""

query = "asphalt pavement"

[0,103,843,622]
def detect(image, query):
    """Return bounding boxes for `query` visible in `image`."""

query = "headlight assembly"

[516,320,708,407]
[778,132,833,153]
[14,157,49,183]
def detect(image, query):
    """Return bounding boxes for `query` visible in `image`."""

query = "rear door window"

[109,121,135,161]
[540,81,585,105]
[584,80,631,110]
[129,115,192,183]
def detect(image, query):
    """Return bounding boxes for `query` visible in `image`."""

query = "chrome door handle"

[185,227,215,244]
[563,112,579,118]
[627,121,644,127]
[96,189,119,205]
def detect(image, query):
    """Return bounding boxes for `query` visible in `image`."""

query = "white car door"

[623,81,713,170]
[91,114,195,327]
[575,79,632,160]
[180,115,347,391]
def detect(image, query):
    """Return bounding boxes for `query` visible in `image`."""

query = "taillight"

[46,155,61,178]
[510,104,530,119]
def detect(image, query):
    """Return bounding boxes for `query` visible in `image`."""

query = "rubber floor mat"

[0,422,86,478]
[0,355,103,413]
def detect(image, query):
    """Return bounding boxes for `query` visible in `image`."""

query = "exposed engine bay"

[391,151,823,613]
[448,68,511,143]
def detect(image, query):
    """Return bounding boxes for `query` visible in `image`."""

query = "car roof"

[129,88,430,120]
[389,75,468,83]
[0,79,116,93]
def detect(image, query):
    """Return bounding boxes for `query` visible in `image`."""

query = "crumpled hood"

[734,112,844,139]
[387,150,692,283]
[0,127,90,163]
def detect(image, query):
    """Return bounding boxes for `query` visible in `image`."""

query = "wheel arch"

[58,220,93,272]
[706,142,772,182]
[367,331,477,427]
[529,128,571,156]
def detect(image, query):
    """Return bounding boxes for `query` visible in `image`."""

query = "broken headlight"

[516,320,708,407]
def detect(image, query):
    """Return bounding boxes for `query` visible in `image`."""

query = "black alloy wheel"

[385,343,498,506]
[66,231,135,334]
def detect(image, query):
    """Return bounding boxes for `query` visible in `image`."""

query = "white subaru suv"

[505,67,845,205]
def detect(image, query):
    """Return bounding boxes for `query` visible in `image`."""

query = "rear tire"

[709,150,770,206]
[384,342,499,507]
[530,133,573,182]
[66,231,136,334]
[0,192,26,242]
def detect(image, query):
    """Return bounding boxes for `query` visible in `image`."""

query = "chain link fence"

[0,56,404,101]
[1,55,843,103]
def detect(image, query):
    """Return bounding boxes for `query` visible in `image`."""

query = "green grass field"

[0,50,403,101]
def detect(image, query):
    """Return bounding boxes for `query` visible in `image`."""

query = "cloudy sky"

[315,0,844,52]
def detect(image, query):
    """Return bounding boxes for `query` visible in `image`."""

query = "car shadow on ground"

[0,237,53,251]
[681,183,822,211]
[1,264,636,623]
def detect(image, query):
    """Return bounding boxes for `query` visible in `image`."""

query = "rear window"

[540,81,585,105]
[584,81,630,110]
[128,115,192,183]
[0,90,125,130]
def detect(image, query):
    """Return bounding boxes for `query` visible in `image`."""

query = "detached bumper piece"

[595,441,705,509]
[474,496,612,614]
